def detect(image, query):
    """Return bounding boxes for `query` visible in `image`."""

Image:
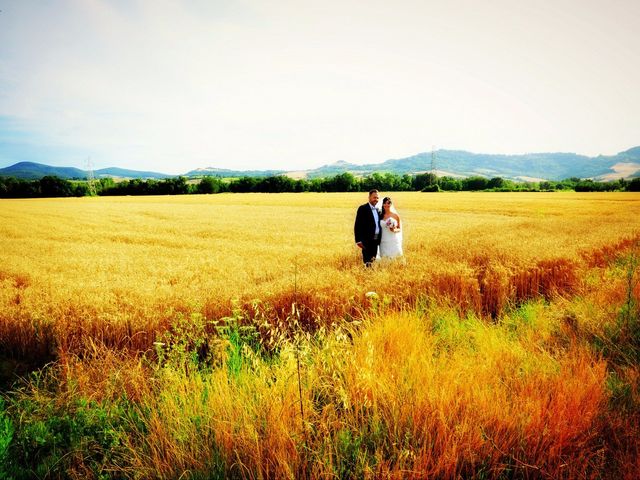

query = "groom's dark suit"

[354,202,381,265]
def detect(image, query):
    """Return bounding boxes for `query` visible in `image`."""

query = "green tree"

[198,176,226,194]
[156,177,189,195]
[38,176,74,197]
[256,175,296,192]
[308,178,323,192]
[575,180,600,192]
[322,172,359,192]
[97,177,116,194]
[616,178,628,191]
[628,178,640,192]
[399,174,414,191]
[462,176,488,191]
[294,179,311,192]
[361,172,406,191]
[0,177,34,197]
[413,173,437,191]
[72,182,90,197]
[487,177,505,189]
[229,176,257,193]
[438,176,461,191]
[381,172,406,191]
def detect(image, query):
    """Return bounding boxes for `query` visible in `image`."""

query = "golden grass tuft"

[95,310,613,478]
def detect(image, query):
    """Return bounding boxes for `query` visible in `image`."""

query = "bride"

[378,196,403,259]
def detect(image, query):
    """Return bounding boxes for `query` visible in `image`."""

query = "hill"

[304,147,640,181]
[1,147,639,181]
[0,162,170,180]
[94,167,171,179]
[0,162,87,180]
[183,167,285,178]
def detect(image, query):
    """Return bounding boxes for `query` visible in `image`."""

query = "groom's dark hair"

[368,189,379,195]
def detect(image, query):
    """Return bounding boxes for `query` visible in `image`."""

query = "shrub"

[421,183,440,192]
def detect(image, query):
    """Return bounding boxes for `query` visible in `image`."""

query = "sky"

[0,0,638,174]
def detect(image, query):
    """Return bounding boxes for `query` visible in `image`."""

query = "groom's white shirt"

[370,203,380,235]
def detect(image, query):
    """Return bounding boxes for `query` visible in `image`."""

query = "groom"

[354,189,381,266]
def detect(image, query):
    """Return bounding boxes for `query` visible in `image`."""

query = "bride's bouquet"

[385,217,399,231]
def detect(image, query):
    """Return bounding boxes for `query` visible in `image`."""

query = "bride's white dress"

[379,217,403,258]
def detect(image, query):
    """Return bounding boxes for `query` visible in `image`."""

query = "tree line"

[1,172,639,198]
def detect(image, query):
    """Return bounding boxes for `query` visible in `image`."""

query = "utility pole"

[430,145,437,185]
[86,157,97,196]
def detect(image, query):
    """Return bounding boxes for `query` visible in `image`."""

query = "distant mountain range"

[303,147,640,181]
[2,147,639,181]
[0,162,171,180]
[183,166,285,178]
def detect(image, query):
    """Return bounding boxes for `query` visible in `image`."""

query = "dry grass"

[1,191,639,479]
[35,309,619,479]
[1,192,638,359]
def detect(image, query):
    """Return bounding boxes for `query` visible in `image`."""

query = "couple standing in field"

[354,189,403,266]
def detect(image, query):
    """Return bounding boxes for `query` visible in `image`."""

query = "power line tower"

[430,145,437,184]
[85,157,97,196]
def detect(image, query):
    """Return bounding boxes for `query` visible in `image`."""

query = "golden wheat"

[2,191,639,478]
[1,192,639,358]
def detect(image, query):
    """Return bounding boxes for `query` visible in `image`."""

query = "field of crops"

[0,192,639,479]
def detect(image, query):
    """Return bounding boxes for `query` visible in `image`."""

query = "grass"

[3,302,635,478]
[1,192,639,357]
[0,191,639,478]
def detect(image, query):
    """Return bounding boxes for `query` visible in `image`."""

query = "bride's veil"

[376,197,403,245]
[375,197,399,215]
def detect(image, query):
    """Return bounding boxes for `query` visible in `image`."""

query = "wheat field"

[1,192,638,357]
[0,192,639,479]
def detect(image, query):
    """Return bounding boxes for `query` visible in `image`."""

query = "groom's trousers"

[361,234,380,266]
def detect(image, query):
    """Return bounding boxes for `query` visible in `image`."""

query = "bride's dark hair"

[381,197,392,215]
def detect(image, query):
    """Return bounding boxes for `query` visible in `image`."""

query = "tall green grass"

[2,294,637,479]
